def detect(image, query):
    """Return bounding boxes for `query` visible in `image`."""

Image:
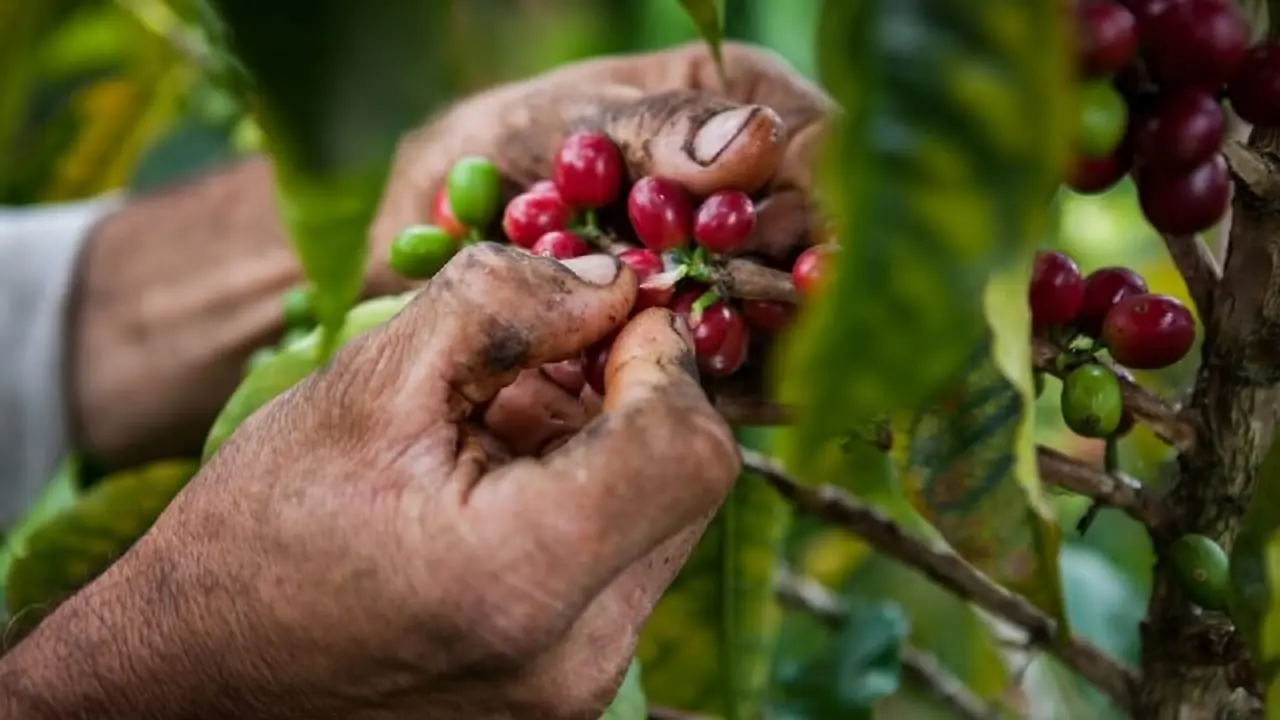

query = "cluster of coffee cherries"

[1069,0,1280,234]
[388,131,833,390]
[1030,248,1195,438]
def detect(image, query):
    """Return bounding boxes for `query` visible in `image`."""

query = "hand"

[2,244,741,719]
[367,40,835,294]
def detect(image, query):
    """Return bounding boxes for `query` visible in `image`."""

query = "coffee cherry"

[1068,149,1133,194]
[1103,292,1196,369]
[554,131,624,209]
[1077,80,1130,158]
[528,179,559,196]
[1142,0,1247,90]
[1136,153,1230,235]
[742,299,795,334]
[1061,364,1124,438]
[627,176,694,252]
[388,224,457,279]
[792,245,833,297]
[671,291,733,357]
[693,190,756,254]
[1228,44,1280,126]
[445,156,501,229]
[1135,90,1224,170]
[530,231,590,260]
[1078,1,1139,78]
[1112,365,1137,437]
[1126,0,1176,26]
[282,284,316,330]
[503,191,570,248]
[431,187,468,239]
[618,247,674,310]
[582,338,612,396]
[702,325,750,378]
[1029,250,1085,332]
[1168,533,1230,611]
[1077,266,1148,338]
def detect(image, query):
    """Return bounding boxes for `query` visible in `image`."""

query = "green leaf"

[779,0,1072,484]
[901,257,1067,623]
[128,117,235,193]
[600,660,646,720]
[0,456,82,616]
[4,459,198,639]
[770,600,908,720]
[636,427,790,719]
[203,0,460,358]
[204,291,414,462]
[676,0,726,83]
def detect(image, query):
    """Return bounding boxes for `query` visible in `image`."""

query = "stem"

[1076,438,1122,536]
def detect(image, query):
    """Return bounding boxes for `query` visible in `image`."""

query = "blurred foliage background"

[1,0,1204,717]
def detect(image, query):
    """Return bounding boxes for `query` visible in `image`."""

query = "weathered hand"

[3,244,741,719]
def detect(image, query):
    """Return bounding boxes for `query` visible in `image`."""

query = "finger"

[467,308,740,605]
[385,245,636,423]
[540,359,586,395]
[483,369,588,456]
[741,188,819,261]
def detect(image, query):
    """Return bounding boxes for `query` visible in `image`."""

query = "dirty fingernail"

[563,253,621,285]
[668,312,695,351]
[693,106,758,165]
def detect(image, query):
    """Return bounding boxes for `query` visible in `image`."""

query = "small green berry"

[1169,533,1230,611]
[282,285,316,330]
[388,224,457,280]
[445,156,501,229]
[1077,80,1129,159]
[245,346,276,374]
[1060,364,1123,438]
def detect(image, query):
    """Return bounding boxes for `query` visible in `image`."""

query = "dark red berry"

[742,299,795,334]
[1135,90,1224,170]
[627,176,694,252]
[503,192,570,248]
[1077,266,1149,338]
[693,190,756,254]
[671,291,734,357]
[528,179,559,196]
[1068,150,1133,194]
[1126,0,1177,26]
[792,245,832,297]
[1228,44,1280,126]
[530,231,590,260]
[1135,153,1230,235]
[554,131,624,209]
[1142,0,1247,91]
[431,187,468,239]
[1102,292,1196,369]
[1078,2,1139,78]
[1029,250,1085,332]
[618,247,674,311]
[582,339,612,395]
[701,314,750,378]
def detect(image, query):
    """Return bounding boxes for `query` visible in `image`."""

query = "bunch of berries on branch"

[1070,0,1280,234]
[388,130,834,392]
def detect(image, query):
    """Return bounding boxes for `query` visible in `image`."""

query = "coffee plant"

[7,0,1280,717]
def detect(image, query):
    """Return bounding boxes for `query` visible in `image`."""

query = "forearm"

[69,157,303,468]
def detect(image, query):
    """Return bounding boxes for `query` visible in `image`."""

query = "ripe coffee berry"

[1078,2,1138,77]
[628,176,694,252]
[1142,0,1247,90]
[1135,90,1224,170]
[671,291,737,357]
[431,187,468,239]
[1136,153,1230,235]
[1102,292,1196,369]
[792,245,833,297]
[527,179,559,196]
[503,191,570,248]
[1077,266,1149,338]
[1068,149,1132,194]
[701,315,750,378]
[742,299,795,334]
[693,190,756,254]
[618,247,674,310]
[530,231,590,260]
[554,131,624,209]
[1228,44,1280,126]
[1029,250,1084,331]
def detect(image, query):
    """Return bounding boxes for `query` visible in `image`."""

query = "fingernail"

[693,106,757,164]
[563,254,621,285]
[668,313,695,350]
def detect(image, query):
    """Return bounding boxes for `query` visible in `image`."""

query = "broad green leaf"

[128,117,235,192]
[770,600,908,720]
[203,0,459,358]
[4,459,198,639]
[676,0,727,83]
[204,291,414,462]
[637,427,790,719]
[902,259,1067,622]
[0,456,82,616]
[779,0,1072,484]
[600,660,646,720]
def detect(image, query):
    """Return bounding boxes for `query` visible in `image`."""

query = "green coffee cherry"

[1060,364,1123,438]
[282,285,316,330]
[245,346,276,374]
[279,327,312,350]
[1077,80,1129,159]
[388,224,457,280]
[445,156,501,229]
[1169,533,1230,611]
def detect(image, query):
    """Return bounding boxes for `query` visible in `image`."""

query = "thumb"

[591,90,787,197]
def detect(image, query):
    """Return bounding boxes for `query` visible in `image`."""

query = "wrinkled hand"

[368,40,835,295]
[73,244,740,718]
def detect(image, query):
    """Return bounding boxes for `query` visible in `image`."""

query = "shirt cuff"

[0,194,125,527]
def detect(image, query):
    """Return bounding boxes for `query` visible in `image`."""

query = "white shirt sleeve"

[0,195,124,527]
